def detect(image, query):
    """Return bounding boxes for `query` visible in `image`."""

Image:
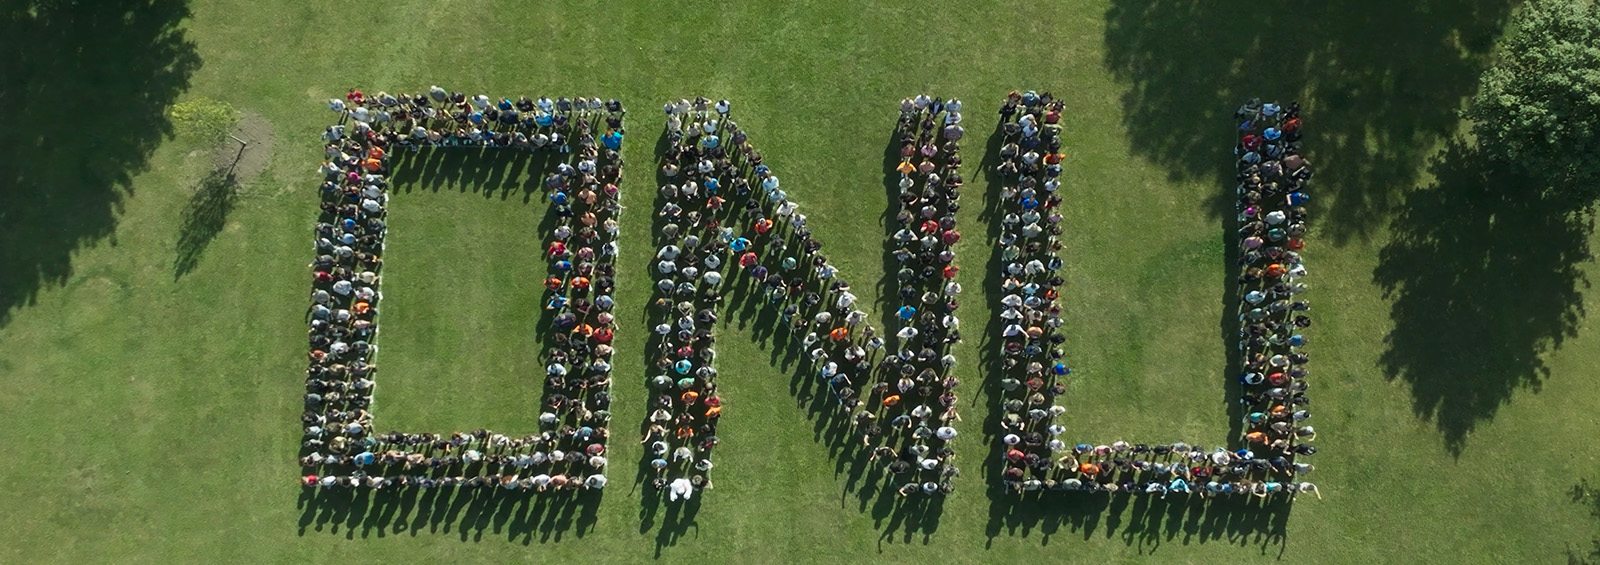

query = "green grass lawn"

[376,159,554,433]
[3,0,1600,563]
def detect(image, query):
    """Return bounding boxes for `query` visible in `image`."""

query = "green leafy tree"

[1464,0,1600,190]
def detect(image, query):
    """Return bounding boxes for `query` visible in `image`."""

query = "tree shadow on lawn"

[173,168,240,279]
[1102,0,1514,245]
[296,484,601,544]
[0,0,200,329]
[1566,479,1600,564]
[1373,138,1593,455]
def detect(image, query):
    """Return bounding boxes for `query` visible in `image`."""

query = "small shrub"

[169,97,238,142]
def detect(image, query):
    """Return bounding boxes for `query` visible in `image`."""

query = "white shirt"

[669,478,693,501]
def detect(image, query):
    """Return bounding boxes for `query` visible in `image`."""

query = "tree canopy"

[1464,0,1600,191]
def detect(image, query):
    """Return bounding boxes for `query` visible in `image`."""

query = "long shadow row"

[296,94,629,540]
[637,98,968,545]
[861,96,968,542]
[980,93,1296,550]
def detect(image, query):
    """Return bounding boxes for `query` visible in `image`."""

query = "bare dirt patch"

[211,110,276,187]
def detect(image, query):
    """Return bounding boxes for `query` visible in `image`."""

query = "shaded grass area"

[1374,139,1594,454]
[0,0,200,327]
[1103,0,1515,242]
[1099,0,1598,458]
[1570,479,1600,565]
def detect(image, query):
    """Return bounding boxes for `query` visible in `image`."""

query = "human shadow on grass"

[295,302,594,544]
[1102,0,1514,244]
[702,116,943,541]
[636,126,713,540]
[389,146,552,201]
[975,117,1013,540]
[0,0,200,329]
[987,490,1290,555]
[1373,139,1593,456]
[975,107,1288,552]
[297,142,602,543]
[296,483,601,544]
[635,127,671,534]
[635,126,708,554]
[864,123,945,543]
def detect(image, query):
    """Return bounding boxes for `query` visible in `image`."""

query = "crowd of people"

[989,91,1073,491]
[870,95,967,497]
[322,88,626,151]
[644,97,740,500]
[646,96,966,499]
[993,94,1321,499]
[299,88,627,493]
[292,88,1319,499]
